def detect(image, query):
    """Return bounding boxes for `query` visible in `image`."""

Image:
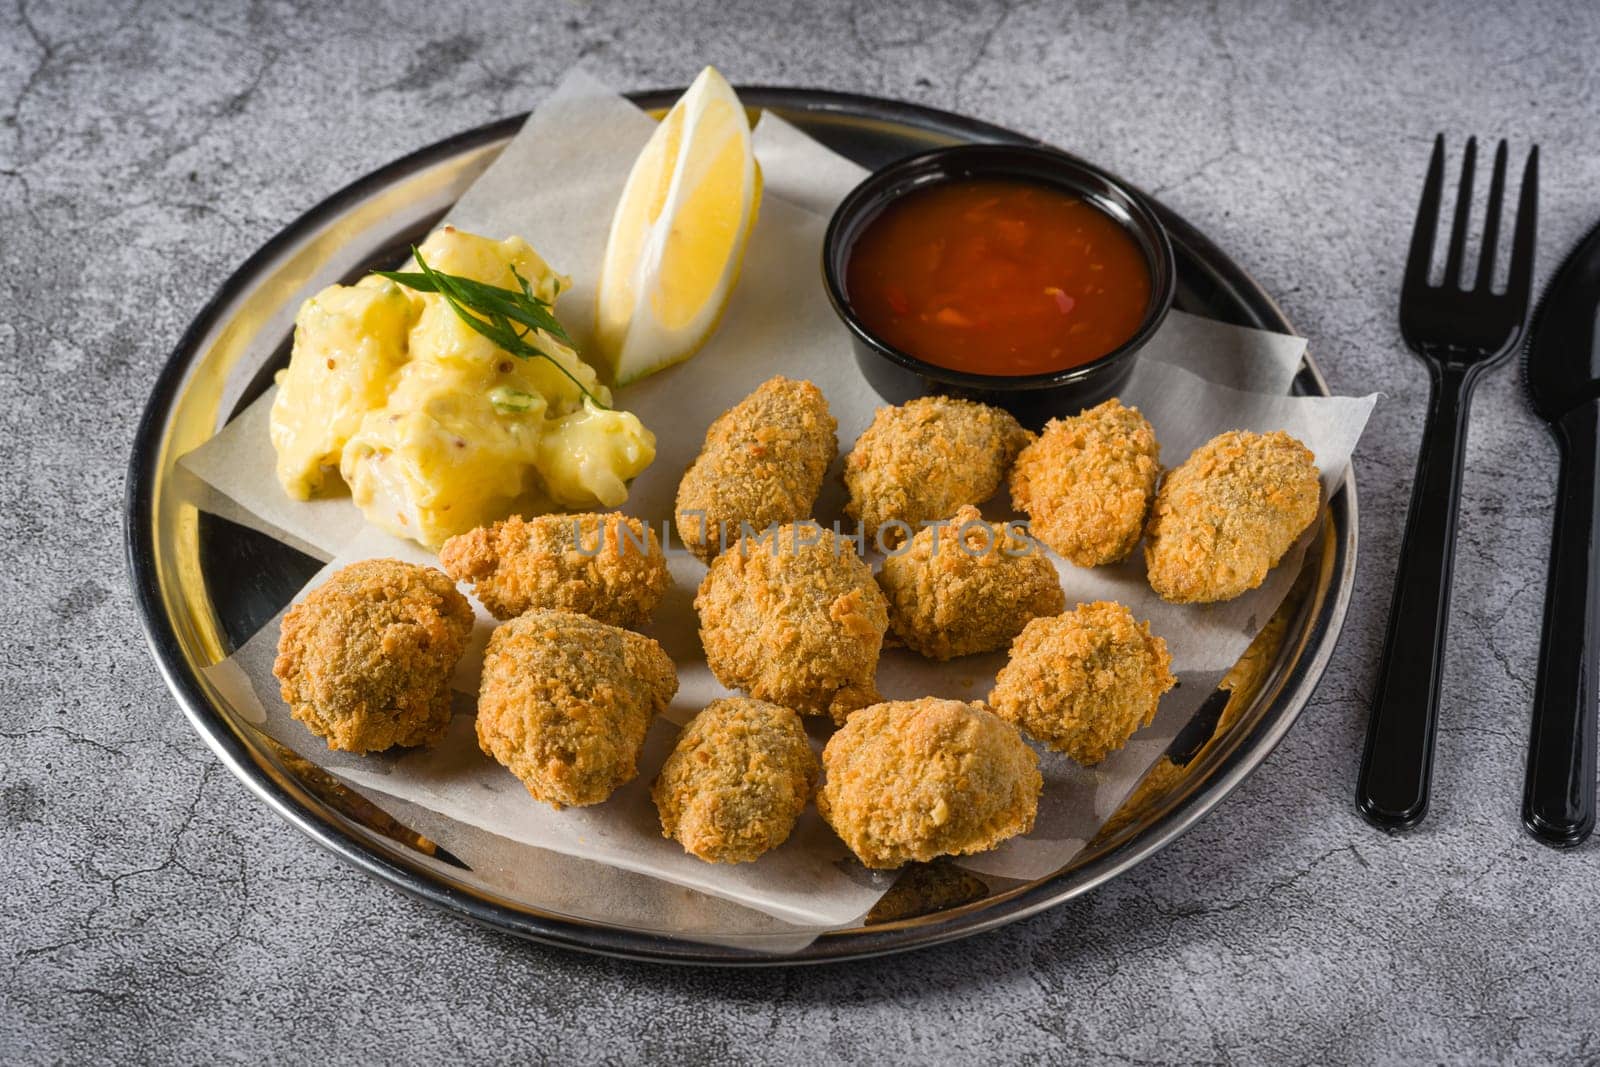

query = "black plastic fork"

[1357,135,1539,830]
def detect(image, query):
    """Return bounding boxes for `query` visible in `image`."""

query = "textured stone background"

[5,0,1600,1061]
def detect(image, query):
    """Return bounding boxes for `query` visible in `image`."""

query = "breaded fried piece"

[1008,398,1160,566]
[695,523,888,723]
[818,698,1040,869]
[877,505,1065,660]
[273,559,473,754]
[989,601,1175,765]
[439,512,668,628]
[476,610,677,808]
[844,396,1031,544]
[652,697,819,864]
[675,376,838,562]
[1144,429,1321,604]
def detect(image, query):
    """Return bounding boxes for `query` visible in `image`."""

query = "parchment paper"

[185,69,1375,931]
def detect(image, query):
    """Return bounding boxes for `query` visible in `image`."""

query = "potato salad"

[269,227,656,548]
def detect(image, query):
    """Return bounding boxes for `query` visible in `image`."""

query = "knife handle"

[1523,399,1600,847]
[1358,361,1479,830]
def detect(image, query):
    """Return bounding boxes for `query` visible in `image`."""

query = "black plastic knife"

[1521,219,1600,847]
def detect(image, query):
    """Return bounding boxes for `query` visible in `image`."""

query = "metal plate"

[126,87,1357,964]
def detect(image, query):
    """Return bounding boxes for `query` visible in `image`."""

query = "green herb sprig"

[375,249,608,409]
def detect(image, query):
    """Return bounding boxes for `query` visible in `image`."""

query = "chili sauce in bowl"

[823,144,1175,428]
[844,177,1152,377]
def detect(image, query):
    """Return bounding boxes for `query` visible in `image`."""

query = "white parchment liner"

[184,70,1375,935]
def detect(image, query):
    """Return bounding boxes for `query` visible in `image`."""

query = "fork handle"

[1523,399,1600,847]
[1358,361,1481,829]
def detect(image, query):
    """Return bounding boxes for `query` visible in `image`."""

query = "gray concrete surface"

[4,0,1600,1061]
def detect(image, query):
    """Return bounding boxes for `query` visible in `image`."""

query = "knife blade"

[1519,218,1600,847]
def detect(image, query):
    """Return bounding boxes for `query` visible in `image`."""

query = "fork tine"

[1442,136,1477,287]
[1505,145,1540,304]
[1404,135,1446,295]
[1474,140,1509,291]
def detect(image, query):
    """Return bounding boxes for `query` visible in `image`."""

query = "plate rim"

[125,85,1358,966]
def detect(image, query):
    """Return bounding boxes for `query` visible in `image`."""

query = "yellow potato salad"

[269,227,655,547]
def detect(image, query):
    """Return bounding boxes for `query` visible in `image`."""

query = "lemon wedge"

[596,66,762,386]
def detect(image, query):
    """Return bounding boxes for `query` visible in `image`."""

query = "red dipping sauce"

[844,177,1153,377]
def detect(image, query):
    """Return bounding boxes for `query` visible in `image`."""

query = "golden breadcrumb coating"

[1008,398,1160,566]
[695,523,888,723]
[877,505,1065,660]
[273,559,473,754]
[844,396,1032,544]
[439,512,668,628]
[674,376,838,563]
[475,610,677,809]
[652,697,819,864]
[1144,429,1321,604]
[818,698,1040,869]
[989,601,1176,765]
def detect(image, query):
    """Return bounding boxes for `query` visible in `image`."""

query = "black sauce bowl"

[822,143,1176,430]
